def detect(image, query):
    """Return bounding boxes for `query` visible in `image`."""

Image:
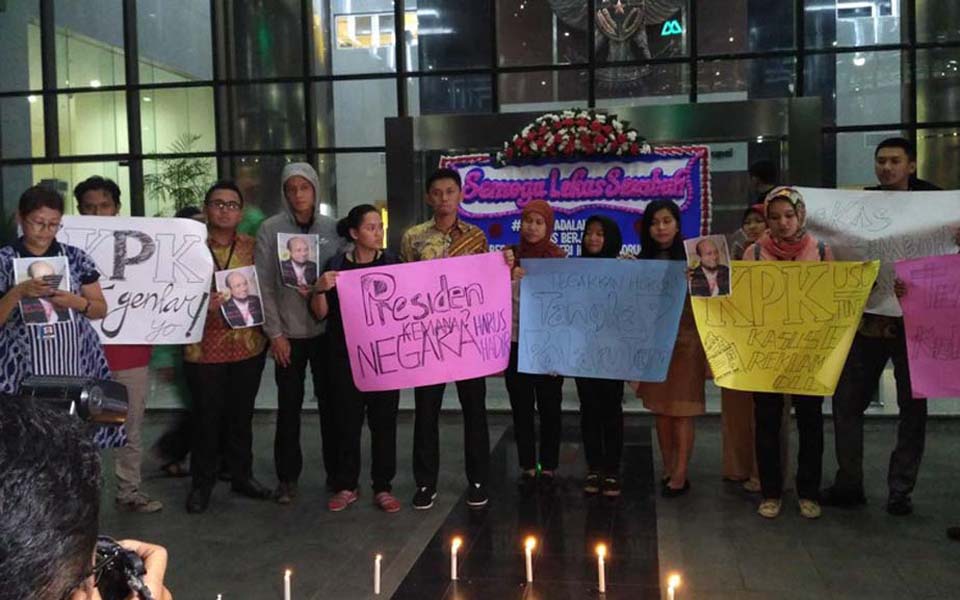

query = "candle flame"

[285,569,293,577]
[596,543,607,558]
[524,536,537,551]
[667,573,681,588]
[452,537,463,551]
[375,553,382,561]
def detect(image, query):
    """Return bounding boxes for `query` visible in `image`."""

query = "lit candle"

[284,569,292,600]
[451,537,463,581]
[596,544,607,594]
[667,573,681,600]
[524,536,536,583]
[374,554,382,595]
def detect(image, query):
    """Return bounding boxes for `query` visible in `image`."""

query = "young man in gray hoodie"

[255,163,345,504]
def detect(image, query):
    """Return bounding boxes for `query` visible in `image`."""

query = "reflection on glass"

[498,0,586,66]
[140,87,215,154]
[409,74,493,116]
[410,0,492,70]
[57,91,128,155]
[697,58,795,103]
[223,0,303,79]
[334,153,387,218]
[54,0,126,88]
[917,49,960,123]
[329,80,397,147]
[805,51,906,127]
[804,0,903,49]
[31,162,131,216]
[1,96,45,159]
[329,0,400,74]
[0,2,42,93]
[835,130,905,187]
[499,70,588,112]
[595,64,689,105]
[918,0,960,43]
[697,0,793,54]
[917,128,960,190]
[230,155,307,218]
[227,84,306,151]
[137,0,213,84]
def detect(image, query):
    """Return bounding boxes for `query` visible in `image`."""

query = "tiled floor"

[100,409,960,599]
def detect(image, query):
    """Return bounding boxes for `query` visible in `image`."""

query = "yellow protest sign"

[691,260,879,396]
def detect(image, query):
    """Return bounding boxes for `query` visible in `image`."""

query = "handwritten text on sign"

[895,254,960,399]
[518,258,687,381]
[59,216,213,344]
[691,260,879,395]
[336,253,512,391]
[801,187,960,317]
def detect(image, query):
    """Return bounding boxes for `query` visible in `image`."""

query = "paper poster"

[215,266,264,329]
[336,253,512,391]
[277,233,320,289]
[894,254,960,398]
[691,260,879,395]
[517,258,687,381]
[684,234,732,297]
[801,187,960,317]
[13,256,73,326]
[58,216,213,344]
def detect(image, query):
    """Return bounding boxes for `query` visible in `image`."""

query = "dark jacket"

[865,177,942,192]
[689,264,730,297]
[279,259,318,288]
[222,295,264,328]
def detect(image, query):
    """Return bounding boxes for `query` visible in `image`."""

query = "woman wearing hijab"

[506,200,566,490]
[575,215,627,496]
[744,186,833,520]
[633,200,706,498]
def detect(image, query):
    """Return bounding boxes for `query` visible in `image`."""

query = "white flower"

[627,131,637,141]
[597,114,607,123]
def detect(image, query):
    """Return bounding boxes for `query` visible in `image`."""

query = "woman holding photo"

[311,204,403,513]
[744,186,833,520]
[0,186,115,446]
[633,200,706,498]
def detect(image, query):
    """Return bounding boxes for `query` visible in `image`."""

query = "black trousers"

[575,377,624,476]
[504,343,564,471]
[831,331,927,499]
[329,349,399,493]
[754,393,823,500]
[273,335,338,485]
[413,377,489,489]
[185,351,267,490]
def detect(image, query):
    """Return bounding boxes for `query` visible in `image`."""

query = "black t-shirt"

[324,250,400,353]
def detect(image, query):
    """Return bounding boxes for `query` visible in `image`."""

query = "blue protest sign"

[518,258,687,381]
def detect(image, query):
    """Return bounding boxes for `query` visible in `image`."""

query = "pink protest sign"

[336,253,512,392]
[894,254,960,398]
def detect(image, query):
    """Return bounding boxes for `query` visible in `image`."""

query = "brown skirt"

[637,301,706,417]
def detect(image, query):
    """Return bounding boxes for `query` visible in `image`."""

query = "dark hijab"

[581,215,622,258]
[638,200,685,260]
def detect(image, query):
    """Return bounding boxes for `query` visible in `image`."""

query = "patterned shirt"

[400,218,489,262]
[184,233,268,364]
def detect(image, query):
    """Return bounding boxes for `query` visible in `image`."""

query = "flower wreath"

[494,109,652,166]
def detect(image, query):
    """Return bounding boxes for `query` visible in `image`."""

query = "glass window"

[141,87,215,155]
[226,84,306,151]
[804,0,903,49]
[31,161,131,215]
[223,0,303,79]
[333,152,387,219]
[329,80,397,147]
[596,0,689,62]
[55,0,126,88]
[1,95,45,159]
[137,0,214,84]
[595,64,690,105]
[329,1,400,75]
[408,0,492,71]
[917,49,960,123]
[917,127,960,190]
[697,58,796,102]
[835,129,906,188]
[230,154,308,218]
[805,50,908,126]
[144,156,217,216]
[2,166,34,235]
[697,0,793,54]
[918,0,960,43]
[408,74,493,116]
[57,91,128,155]
[498,70,589,113]
[0,1,42,93]
[498,0,587,67]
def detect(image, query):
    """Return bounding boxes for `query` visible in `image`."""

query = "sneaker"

[466,483,489,508]
[275,482,298,505]
[412,486,437,510]
[886,496,913,516]
[584,472,601,495]
[758,498,782,519]
[116,491,163,513]
[374,491,401,513]
[328,489,359,512]
[820,486,866,508]
[798,499,822,519]
[602,476,622,497]
[742,478,761,493]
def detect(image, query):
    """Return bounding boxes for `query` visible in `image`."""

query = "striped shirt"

[400,219,489,262]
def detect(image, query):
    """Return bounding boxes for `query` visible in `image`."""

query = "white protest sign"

[58,216,214,344]
[800,187,960,316]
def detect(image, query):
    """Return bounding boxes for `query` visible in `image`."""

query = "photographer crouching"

[0,396,173,600]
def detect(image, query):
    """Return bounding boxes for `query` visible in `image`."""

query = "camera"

[95,537,154,600]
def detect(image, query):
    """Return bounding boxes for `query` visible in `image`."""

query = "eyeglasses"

[206,200,243,212]
[25,218,63,232]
